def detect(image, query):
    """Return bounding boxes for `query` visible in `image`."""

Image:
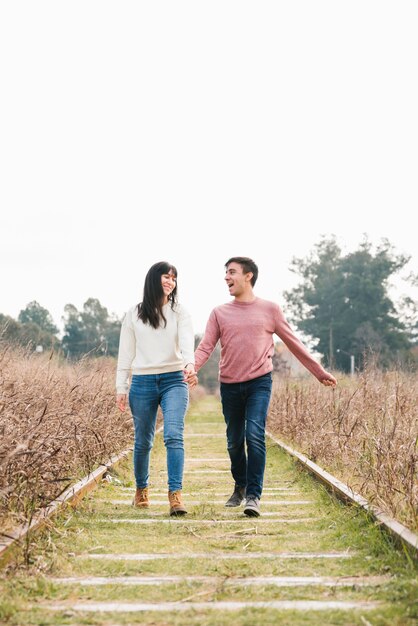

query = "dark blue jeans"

[220,372,272,499]
[129,371,189,492]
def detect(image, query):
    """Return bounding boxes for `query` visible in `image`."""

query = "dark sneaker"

[244,496,260,517]
[225,485,246,507]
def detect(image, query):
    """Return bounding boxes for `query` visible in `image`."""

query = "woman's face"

[161,270,177,302]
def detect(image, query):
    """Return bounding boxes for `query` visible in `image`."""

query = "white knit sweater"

[116,302,195,394]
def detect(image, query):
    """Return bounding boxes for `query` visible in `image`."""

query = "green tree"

[18,301,59,335]
[283,236,413,372]
[62,298,121,359]
[0,313,59,350]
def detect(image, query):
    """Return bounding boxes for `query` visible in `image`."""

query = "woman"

[116,261,197,516]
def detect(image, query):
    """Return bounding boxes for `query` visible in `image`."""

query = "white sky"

[1,1,417,335]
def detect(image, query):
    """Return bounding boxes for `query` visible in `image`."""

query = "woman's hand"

[116,393,127,412]
[184,363,198,388]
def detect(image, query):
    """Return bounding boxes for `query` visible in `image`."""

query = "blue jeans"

[220,373,272,499]
[129,371,189,492]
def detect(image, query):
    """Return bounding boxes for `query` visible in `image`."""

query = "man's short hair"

[225,256,258,286]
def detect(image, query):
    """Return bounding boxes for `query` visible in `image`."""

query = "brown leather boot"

[133,487,149,508]
[168,490,187,516]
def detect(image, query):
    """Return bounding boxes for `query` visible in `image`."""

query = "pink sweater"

[195,297,329,384]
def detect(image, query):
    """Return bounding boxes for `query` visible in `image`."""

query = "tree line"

[0,298,120,358]
[1,237,417,374]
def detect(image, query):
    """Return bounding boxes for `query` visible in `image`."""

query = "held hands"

[184,363,198,388]
[116,393,127,412]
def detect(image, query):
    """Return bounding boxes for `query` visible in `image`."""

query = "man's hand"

[116,393,127,412]
[320,373,337,387]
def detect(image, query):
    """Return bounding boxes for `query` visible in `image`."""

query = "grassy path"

[0,395,416,625]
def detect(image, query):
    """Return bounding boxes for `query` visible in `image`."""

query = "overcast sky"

[1,1,417,336]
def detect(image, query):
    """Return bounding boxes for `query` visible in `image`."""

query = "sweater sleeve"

[194,309,221,372]
[116,310,136,394]
[274,305,328,382]
[178,305,195,366]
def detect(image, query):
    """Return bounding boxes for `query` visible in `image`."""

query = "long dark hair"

[137,261,178,328]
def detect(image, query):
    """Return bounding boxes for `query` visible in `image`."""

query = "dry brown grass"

[0,344,133,528]
[0,344,205,531]
[268,365,418,532]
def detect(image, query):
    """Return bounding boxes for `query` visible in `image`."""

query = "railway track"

[0,395,417,626]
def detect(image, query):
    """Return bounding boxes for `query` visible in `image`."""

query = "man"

[193,257,337,517]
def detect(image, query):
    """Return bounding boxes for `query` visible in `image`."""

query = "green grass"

[0,395,416,626]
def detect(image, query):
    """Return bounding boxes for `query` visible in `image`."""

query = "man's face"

[225,262,252,297]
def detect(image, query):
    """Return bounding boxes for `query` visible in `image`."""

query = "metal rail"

[0,447,132,564]
[0,422,164,564]
[1,425,416,565]
[266,430,418,558]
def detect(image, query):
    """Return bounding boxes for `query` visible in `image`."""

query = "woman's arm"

[115,310,136,397]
